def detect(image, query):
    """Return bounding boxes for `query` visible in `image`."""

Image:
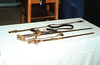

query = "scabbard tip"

[9,31,11,33]
[78,20,85,22]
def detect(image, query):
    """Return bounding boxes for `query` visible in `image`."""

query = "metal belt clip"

[40,0,46,5]
[40,0,42,5]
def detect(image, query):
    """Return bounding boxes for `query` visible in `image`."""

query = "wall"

[84,0,99,27]
[0,0,62,7]
[0,0,20,7]
[0,0,16,3]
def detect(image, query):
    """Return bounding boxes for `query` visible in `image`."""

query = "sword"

[17,28,93,42]
[17,27,93,38]
[28,32,94,45]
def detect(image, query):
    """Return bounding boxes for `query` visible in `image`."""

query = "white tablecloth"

[0,18,100,65]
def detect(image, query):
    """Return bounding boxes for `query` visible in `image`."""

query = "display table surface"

[0,18,100,65]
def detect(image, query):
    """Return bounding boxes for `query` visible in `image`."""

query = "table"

[0,18,100,65]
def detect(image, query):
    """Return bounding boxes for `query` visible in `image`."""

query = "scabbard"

[9,20,84,33]
[28,32,94,44]
[43,32,94,41]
